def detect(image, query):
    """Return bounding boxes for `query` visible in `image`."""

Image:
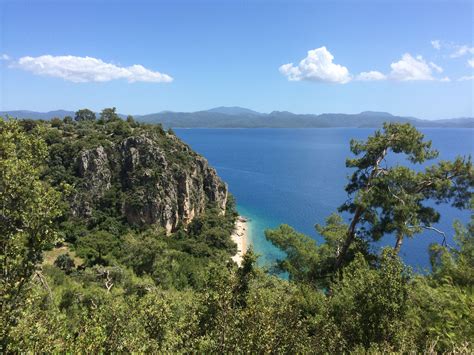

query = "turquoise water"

[176,128,474,270]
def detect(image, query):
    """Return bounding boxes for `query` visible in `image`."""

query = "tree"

[76,230,119,266]
[408,208,474,351]
[327,250,414,351]
[63,115,74,124]
[126,115,137,127]
[429,199,474,287]
[0,118,62,350]
[120,231,167,276]
[100,107,120,123]
[74,109,96,122]
[335,123,473,269]
[265,214,371,286]
[50,117,63,128]
[235,248,257,307]
[54,253,75,274]
[265,224,322,284]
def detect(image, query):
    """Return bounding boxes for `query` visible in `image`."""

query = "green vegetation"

[337,123,472,267]
[1,116,473,353]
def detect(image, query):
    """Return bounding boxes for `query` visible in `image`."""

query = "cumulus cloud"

[389,54,436,81]
[355,71,386,81]
[468,58,474,68]
[11,55,173,83]
[279,47,351,84]
[1,54,10,60]
[355,55,445,82]
[431,40,441,50]
[280,48,451,84]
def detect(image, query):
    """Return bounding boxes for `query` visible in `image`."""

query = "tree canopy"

[336,123,473,268]
[0,118,62,349]
[74,108,96,122]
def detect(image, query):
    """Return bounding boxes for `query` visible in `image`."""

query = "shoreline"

[231,216,248,266]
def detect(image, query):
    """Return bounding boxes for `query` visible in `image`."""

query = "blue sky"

[0,0,473,119]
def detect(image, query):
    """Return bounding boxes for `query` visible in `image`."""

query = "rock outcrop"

[73,132,227,233]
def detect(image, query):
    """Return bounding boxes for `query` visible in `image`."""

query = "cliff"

[41,118,228,233]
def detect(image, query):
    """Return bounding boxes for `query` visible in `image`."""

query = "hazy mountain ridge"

[206,106,263,116]
[1,107,473,128]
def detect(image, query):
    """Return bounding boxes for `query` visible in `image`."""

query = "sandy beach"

[231,216,248,266]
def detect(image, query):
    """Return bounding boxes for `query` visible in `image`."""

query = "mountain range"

[1,107,473,128]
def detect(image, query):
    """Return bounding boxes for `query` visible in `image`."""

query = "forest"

[1,110,473,353]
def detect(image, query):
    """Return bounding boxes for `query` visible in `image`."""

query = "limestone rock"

[71,133,227,232]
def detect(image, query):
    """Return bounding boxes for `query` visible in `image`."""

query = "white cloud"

[1,54,10,60]
[11,55,173,83]
[431,40,441,50]
[280,48,450,84]
[389,54,435,81]
[355,71,386,81]
[468,58,474,68]
[279,47,351,84]
[430,41,474,58]
[450,45,474,58]
[458,75,474,81]
[355,54,447,82]
[429,61,443,73]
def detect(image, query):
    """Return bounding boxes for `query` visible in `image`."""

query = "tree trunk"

[334,206,363,270]
[334,148,388,270]
[394,233,403,253]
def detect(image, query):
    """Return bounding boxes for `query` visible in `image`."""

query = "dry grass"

[43,244,83,267]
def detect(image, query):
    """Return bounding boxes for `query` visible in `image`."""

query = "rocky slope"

[68,127,227,233]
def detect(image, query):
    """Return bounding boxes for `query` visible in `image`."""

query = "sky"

[0,0,473,119]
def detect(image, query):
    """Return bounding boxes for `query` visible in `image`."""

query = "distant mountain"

[0,110,75,120]
[1,108,473,128]
[0,109,128,120]
[206,106,263,116]
[136,110,474,128]
[359,111,394,117]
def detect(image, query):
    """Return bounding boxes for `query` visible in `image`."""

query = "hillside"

[2,113,473,352]
[40,114,228,233]
[2,107,473,128]
[8,110,238,269]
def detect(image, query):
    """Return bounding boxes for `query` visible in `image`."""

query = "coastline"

[231,216,248,266]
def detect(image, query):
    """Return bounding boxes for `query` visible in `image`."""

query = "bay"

[175,128,474,270]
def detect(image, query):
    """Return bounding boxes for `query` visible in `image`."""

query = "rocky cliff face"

[72,132,227,233]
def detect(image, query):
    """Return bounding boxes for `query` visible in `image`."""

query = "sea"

[175,128,474,271]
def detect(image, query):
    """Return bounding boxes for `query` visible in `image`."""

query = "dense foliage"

[1,115,473,352]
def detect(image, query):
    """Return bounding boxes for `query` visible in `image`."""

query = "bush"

[54,253,75,274]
